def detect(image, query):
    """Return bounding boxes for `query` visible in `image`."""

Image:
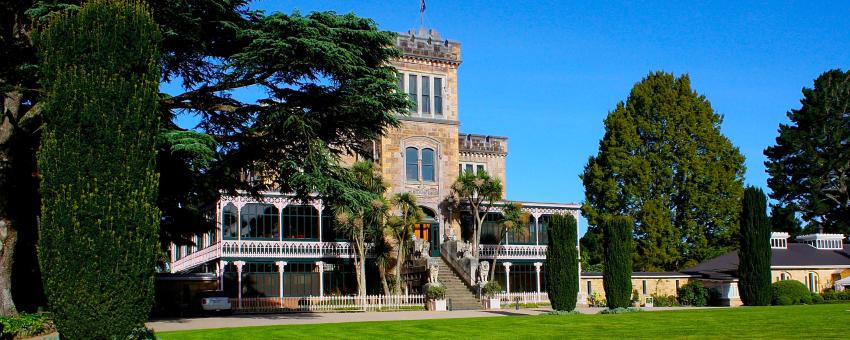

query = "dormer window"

[770,232,789,249]
[796,233,844,250]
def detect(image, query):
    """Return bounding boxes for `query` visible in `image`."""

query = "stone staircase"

[436,257,482,310]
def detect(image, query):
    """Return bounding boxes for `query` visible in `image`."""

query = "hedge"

[37,1,161,338]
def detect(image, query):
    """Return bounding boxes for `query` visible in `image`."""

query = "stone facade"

[583,274,695,303]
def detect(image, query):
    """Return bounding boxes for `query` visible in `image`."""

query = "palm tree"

[489,202,528,282]
[331,161,389,301]
[451,170,503,260]
[389,192,423,294]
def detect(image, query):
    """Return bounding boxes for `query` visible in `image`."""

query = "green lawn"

[158,304,850,339]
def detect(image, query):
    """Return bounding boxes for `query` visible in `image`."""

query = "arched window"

[421,148,435,182]
[223,203,239,239]
[807,272,819,292]
[405,147,419,181]
[780,272,791,281]
[283,205,319,240]
[241,203,280,239]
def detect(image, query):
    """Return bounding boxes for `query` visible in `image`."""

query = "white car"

[198,291,231,314]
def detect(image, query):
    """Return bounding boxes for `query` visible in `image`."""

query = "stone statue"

[446,226,457,241]
[427,262,439,284]
[412,238,430,258]
[458,240,473,259]
[478,260,490,284]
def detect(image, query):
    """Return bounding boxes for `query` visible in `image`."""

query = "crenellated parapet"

[396,28,461,65]
[459,133,508,156]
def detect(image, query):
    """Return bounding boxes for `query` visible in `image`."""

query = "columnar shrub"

[546,213,578,311]
[738,186,772,306]
[37,1,161,338]
[603,216,633,309]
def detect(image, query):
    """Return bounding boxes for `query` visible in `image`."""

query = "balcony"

[171,240,375,273]
[479,244,547,260]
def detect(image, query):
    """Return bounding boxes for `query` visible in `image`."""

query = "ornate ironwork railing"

[172,240,375,273]
[478,244,547,260]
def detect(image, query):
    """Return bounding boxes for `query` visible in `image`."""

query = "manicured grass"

[158,304,850,339]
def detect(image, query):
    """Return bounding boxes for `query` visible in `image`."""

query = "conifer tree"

[603,216,633,309]
[738,187,772,306]
[546,214,579,311]
[37,1,161,337]
[765,69,850,236]
[582,72,746,271]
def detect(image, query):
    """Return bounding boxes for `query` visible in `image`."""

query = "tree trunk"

[379,265,390,296]
[395,237,404,295]
[0,219,17,316]
[0,89,25,316]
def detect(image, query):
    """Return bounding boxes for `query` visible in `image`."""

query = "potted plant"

[425,284,447,311]
[631,289,640,307]
[481,281,502,310]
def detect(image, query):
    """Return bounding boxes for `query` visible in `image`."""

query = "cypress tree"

[738,186,772,306]
[37,1,161,337]
[603,216,633,309]
[546,213,579,311]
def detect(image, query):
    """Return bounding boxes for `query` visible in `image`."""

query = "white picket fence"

[230,294,426,313]
[494,292,550,305]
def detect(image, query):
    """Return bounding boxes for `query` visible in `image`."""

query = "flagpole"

[419,0,425,30]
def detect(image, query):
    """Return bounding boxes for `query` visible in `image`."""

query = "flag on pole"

[420,0,426,13]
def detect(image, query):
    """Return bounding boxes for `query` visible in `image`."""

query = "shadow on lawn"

[150,312,323,324]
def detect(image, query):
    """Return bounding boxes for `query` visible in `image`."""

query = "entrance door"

[429,223,440,257]
[413,222,440,257]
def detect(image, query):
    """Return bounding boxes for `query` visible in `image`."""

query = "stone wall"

[583,275,694,303]
[771,268,848,292]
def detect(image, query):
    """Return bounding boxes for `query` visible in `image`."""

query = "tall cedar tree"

[603,216,633,309]
[765,69,850,236]
[546,213,579,311]
[37,1,160,337]
[582,71,746,271]
[1,1,409,313]
[738,187,772,306]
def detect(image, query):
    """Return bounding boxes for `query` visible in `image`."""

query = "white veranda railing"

[231,294,426,313]
[172,240,375,273]
[494,292,550,305]
[479,244,547,259]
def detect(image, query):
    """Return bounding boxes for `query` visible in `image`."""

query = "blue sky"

[169,1,850,234]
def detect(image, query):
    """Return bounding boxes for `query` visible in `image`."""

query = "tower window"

[434,77,443,115]
[421,76,430,114]
[408,74,417,113]
[405,147,419,180]
[421,148,435,182]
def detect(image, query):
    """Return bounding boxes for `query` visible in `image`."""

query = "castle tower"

[378,28,462,238]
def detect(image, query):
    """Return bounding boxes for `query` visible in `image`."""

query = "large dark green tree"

[602,216,633,309]
[37,1,160,337]
[581,71,746,271]
[765,69,850,236]
[546,213,578,311]
[1,1,409,314]
[738,186,772,306]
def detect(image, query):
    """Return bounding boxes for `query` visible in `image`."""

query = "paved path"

[147,306,711,333]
